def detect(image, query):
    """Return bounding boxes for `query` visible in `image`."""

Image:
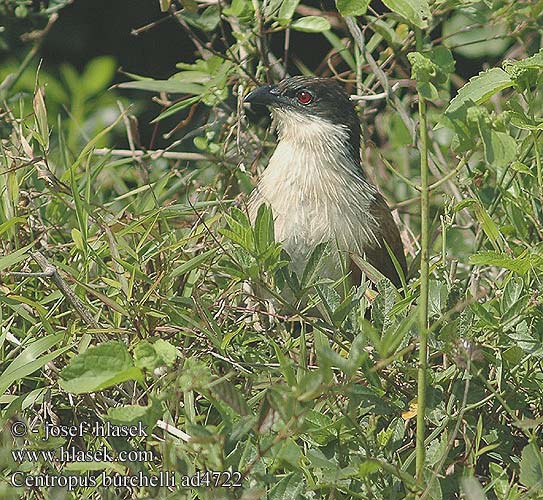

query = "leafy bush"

[1,0,543,499]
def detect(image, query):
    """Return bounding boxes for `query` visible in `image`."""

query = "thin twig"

[344,16,390,95]
[30,252,99,329]
[157,419,192,442]
[92,148,210,161]
[0,13,59,97]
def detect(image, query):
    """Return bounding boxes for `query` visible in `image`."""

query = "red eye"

[296,90,313,105]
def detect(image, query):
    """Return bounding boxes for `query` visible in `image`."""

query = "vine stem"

[416,92,430,486]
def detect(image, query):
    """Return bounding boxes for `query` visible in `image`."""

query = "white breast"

[248,110,379,278]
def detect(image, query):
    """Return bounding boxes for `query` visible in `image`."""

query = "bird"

[244,76,407,288]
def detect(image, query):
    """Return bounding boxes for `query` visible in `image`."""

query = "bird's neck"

[269,109,367,180]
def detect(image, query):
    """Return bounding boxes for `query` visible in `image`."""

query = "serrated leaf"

[469,251,543,275]
[446,68,513,114]
[59,341,143,394]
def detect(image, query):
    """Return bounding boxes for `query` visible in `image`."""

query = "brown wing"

[353,193,407,287]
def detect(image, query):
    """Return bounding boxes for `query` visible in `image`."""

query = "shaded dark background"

[1,0,347,148]
[0,0,490,148]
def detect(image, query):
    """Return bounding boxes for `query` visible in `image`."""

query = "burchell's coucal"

[245,76,407,287]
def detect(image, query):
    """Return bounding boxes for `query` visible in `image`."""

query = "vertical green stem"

[416,93,430,484]
[533,131,542,196]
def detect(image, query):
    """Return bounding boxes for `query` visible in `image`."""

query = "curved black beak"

[244,85,281,106]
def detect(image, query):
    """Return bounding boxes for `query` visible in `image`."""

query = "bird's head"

[245,76,361,163]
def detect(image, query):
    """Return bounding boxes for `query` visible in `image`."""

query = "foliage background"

[0,0,542,499]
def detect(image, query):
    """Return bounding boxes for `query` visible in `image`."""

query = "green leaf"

[153,95,201,122]
[107,399,161,428]
[301,242,328,288]
[510,161,533,176]
[0,243,34,272]
[254,204,275,255]
[381,0,430,28]
[335,0,370,16]
[472,202,504,251]
[134,340,177,370]
[428,280,448,317]
[520,442,543,490]
[460,477,487,500]
[268,472,305,500]
[291,16,331,33]
[169,248,217,278]
[501,277,523,314]
[417,81,439,100]
[0,334,71,397]
[469,251,543,275]
[210,380,250,416]
[153,339,177,367]
[446,68,513,114]
[481,131,517,168]
[81,56,116,96]
[59,341,143,394]
[118,79,205,95]
[278,0,300,20]
[183,5,220,31]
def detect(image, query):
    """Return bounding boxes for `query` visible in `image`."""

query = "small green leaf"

[0,243,34,272]
[0,334,69,397]
[417,81,439,100]
[336,0,370,16]
[520,442,543,490]
[472,202,505,251]
[268,473,305,499]
[301,242,328,288]
[169,248,217,278]
[210,380,250,416]
[381,0,430,28]
[33,87,49,151]
[183,5,220,31]
[278,0,300,20]
[254,204,275,255]
[460,477,487,500]
[501,277,523,314]
[291,16,331,32]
